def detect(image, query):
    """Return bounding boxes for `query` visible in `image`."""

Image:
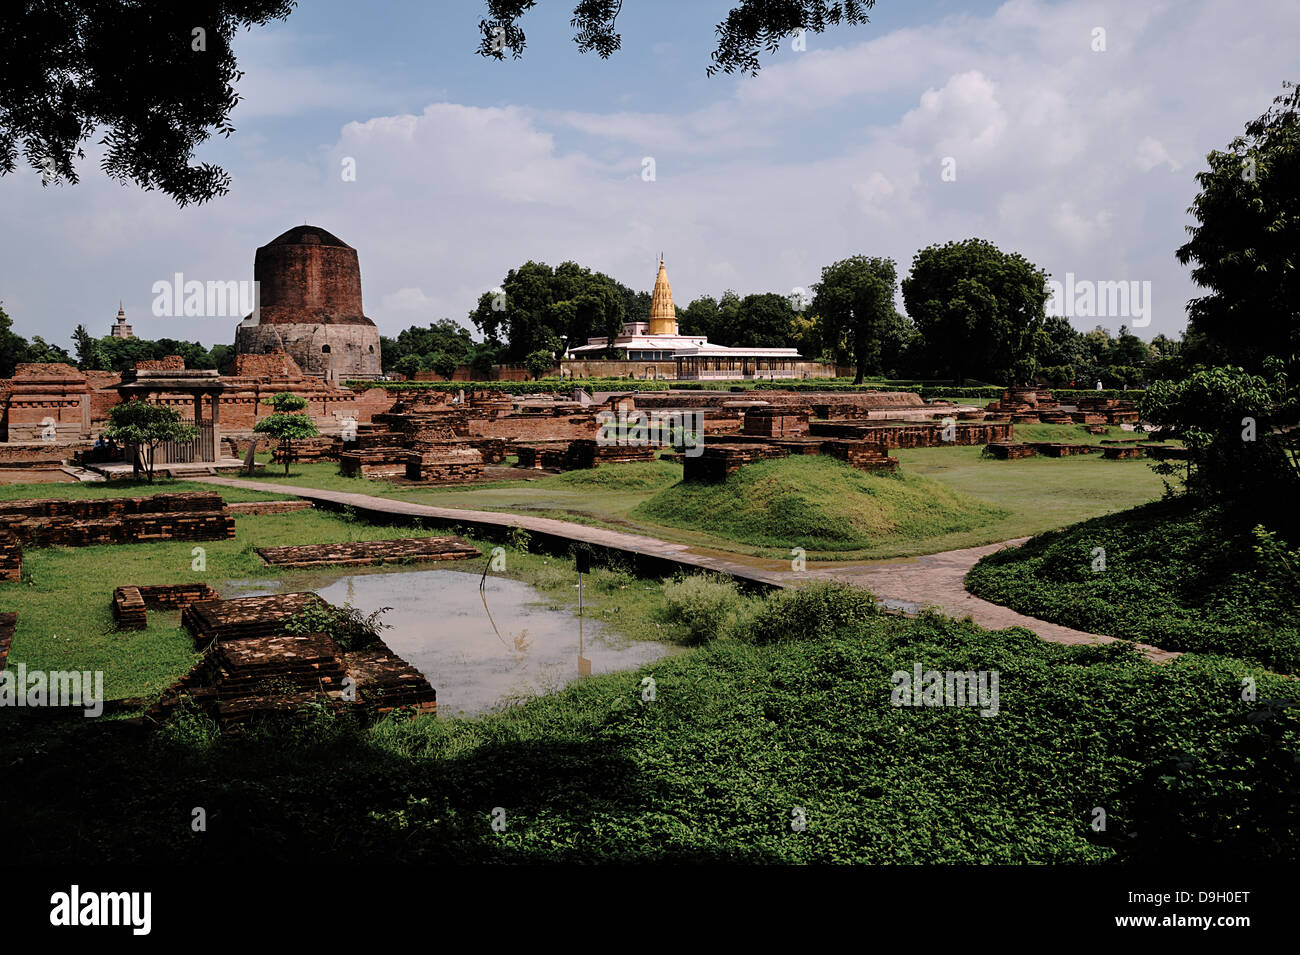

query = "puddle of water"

[223,568,672,717]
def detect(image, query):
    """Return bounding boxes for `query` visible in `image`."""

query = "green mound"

[546,459,682,491]
[632,455,1010,553]
[965,497,1300,672]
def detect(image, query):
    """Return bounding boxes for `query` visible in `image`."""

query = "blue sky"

[0,0,1294,348]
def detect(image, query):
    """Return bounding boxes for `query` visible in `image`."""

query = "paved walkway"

[195,476,1177,663]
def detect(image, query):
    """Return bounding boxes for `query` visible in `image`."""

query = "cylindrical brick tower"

[235,225,382,381]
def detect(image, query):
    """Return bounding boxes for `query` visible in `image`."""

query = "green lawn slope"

[632,456,1010,555]
[965,497,1300,672]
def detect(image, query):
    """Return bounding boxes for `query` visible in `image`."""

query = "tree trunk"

[282,438,291,476]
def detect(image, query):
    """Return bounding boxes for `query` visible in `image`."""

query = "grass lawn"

[0,477,683,701]
[217,437,1170,561]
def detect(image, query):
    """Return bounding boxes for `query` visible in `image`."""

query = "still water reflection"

[224,568,672,717]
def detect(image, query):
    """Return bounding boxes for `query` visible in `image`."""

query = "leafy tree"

[209,343,236,374]
[429,352,459,380]
[1139,363,1298,524]
[71,324,104,370]
[1177,82,1300,374]
[733,293,799,349]
[101,400,198,483]
[475,0,874,77]
[524,348,557,380]
[1,1,297,206]
[811,255,898,384]
[23,335,72,364]
[393,355,422,380]
[0,303,28,377]
[470,260,634,360]
[253,392,319,475]
[679,295,721,342]
[901,239,1049,385]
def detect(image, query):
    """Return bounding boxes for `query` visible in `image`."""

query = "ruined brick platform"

[1027,442,1100,457]
[809,420,1012,448]
[683,443,790,482]
[818,440,900,472]
[0,491,234,547]
[343,645,439,717]
[1102,446,1144,460]
[226,500,314,516]
[0,531,21,581]
[257,536,480,568]
[984,442,1038,459]
[182,592,324,646]
[159,592,438,727]
[403,447,485,482]
[113,583,222,630]
[147,631,354,728]
[1140,444,1189,460]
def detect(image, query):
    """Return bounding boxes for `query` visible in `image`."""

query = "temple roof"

[263,225,352,249]
[648,256,676,333]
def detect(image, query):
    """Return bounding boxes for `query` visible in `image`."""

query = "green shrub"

[748,581,876,645]
[284,601,391,652]
[661,574,748,642]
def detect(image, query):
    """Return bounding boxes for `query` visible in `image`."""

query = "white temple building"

[567,257,803,380]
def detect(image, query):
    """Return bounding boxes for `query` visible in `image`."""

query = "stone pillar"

[209,389,222,462]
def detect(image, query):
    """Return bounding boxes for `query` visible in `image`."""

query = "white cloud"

[0,0,1295,349]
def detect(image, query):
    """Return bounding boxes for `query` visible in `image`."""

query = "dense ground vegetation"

[965,497,1300,672]
[3,586,1295,864]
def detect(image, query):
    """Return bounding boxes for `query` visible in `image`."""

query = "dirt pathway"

[197,476,1177,662]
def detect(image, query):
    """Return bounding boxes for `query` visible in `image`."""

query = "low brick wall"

[683,443,789,482]
[1028,443,1099,457]
[0,492,235,547]
[226,500,314,516]
[404,448,485,482]
[114,583,223,630]
[820,440,900,472]
[1102,446,1143,460]
[257,537,480,568]
[809,420,1013,448]
[984,442,1038,459]
[0,531,21,581]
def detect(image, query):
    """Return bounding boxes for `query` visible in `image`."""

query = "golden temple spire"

[648,255,677,336]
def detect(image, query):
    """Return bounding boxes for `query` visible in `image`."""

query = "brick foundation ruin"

[113,583,222,630]
[0,491,235,546]
[0,531,21,581]
[984,442,1038,459]
[226,500,314,516]
[161,591,437,726]
[257,536,480,568]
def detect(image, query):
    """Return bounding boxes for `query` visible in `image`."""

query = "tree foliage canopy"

[476,0,874,76]
[901,239,1049,385]
[1,1,297,206]
[101,399,198,482]
[1177,81,1299,374]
